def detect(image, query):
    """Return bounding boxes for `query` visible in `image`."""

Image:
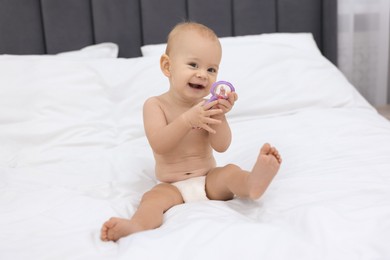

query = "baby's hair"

[165,21,219,55]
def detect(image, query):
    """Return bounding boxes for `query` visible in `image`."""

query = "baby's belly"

[155,155,216,183]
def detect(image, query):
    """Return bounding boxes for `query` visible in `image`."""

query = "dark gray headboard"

[0,0,337,64]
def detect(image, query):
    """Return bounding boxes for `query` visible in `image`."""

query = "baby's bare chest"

[177,128,209,153]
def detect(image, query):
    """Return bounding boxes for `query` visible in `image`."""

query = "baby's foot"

[248,143,282,199]
[100,217,143,242]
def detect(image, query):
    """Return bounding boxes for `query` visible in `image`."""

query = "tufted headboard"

[0,0,337,64]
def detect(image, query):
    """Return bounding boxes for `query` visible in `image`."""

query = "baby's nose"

[196,70,207,79]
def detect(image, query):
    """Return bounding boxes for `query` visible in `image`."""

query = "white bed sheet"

[1,34,390,260]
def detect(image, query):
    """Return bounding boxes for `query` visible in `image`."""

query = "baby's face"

[167,30,222,102]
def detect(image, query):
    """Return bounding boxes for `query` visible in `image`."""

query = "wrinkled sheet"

[1,106,390,260]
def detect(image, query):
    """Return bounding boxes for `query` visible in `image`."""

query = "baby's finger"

[203,117,221,125]
[206,108,223,117]
[217,99,231,108]
[202,100,218,110]
[228,92,238,103]
[202,124,217,134]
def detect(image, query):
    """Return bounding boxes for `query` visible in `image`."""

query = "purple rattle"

[206,80,235,104]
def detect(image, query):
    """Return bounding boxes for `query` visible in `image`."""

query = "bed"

[1,0,390,259]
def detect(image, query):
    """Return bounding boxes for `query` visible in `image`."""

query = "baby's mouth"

[189,83,205,89]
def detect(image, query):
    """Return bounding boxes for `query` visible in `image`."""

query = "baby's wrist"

[180,113,194,129]
[212,113,226,120]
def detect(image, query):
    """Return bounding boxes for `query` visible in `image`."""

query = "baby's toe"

[260,143,271,154]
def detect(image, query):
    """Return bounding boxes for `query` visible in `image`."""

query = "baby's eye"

[188,62,198,68]
[208,67,217,73]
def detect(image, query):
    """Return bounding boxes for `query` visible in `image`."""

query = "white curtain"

[337,0,390,106]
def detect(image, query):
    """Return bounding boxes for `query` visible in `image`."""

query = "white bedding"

[1,34,390,260]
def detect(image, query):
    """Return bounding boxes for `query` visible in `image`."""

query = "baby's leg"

[101,183,183,242]
[206,143,281,200]
[247,143,281,199]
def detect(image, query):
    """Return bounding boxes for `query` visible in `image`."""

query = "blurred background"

[337,0,390,106]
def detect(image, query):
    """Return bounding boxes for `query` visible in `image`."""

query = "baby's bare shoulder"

[143,95,175,122]
[144,94,169,107]
[144,94,174,114]
[143,96,164,112]
[144,96,159,106]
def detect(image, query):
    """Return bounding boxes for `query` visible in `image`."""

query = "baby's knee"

[141,184,183,205]
[223,164,241,172]
[140,190,156,203]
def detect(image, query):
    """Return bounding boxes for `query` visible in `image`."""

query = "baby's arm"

[209,115,231,152]
[209,92,238,152]
[143,97,223,154]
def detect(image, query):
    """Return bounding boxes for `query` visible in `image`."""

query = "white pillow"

[140,42,166,57]
[141,33,360,117]
[57,42,119,58]
[141,33,321,57]
[0,42,119,59]
[0,56,163,167]
[219,42,358,117]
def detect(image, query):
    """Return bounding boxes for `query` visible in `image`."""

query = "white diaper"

[172,176,209,203]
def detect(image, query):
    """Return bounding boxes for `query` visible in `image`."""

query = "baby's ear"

[160,54,171,77]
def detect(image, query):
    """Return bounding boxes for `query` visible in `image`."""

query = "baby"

[101,22,282,242]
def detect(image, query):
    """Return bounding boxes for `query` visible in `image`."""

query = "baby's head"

[165,22,221,56]
[160,22,222,99]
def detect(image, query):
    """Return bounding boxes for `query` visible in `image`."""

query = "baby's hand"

[182,100,223,134]
[214,92,238,115]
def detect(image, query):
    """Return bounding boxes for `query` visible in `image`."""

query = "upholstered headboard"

[0,0,337,64]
